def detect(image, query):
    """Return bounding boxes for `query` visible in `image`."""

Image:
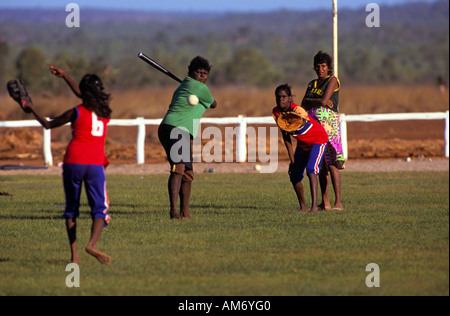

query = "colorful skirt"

[309,106,345,170]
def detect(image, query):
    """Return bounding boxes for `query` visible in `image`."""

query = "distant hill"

[0,0,448,90]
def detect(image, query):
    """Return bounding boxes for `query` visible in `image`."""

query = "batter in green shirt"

[162,76,215,138]
[158,56,217,220]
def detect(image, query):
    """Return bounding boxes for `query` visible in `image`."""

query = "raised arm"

[48,64,82,98]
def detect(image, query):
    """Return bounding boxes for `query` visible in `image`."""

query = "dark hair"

[79,74,112,119]
[313,51,333,75]
[275,83,292,97]
[188,56,212,76]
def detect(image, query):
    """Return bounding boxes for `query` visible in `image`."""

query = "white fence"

[0,111,448,166]
[340,111,449,160]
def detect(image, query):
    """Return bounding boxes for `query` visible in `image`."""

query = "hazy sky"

[0,0,440,12]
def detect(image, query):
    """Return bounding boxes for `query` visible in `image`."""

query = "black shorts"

[158,124,193,171]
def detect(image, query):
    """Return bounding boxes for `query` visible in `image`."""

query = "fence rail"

[1,111,448,166]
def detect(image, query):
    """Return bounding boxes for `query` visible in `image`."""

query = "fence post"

[43,127,53,166]
[340,113,348,160]
[445,111,449,158]
[136,117,146,164]
[236,115,247,163]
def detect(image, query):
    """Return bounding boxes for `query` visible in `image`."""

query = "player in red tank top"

[64,105,110,166]
[26,65,112,265]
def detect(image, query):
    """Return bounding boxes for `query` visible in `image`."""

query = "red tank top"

[64,105,110,166]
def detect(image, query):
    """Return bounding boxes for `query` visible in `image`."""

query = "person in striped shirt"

[273,84,328,213]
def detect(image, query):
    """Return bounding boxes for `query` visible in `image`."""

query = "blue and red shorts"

[62,163,110,225]
[289,143,327,185]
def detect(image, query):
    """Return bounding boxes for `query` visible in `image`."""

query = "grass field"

[0,171,448,296]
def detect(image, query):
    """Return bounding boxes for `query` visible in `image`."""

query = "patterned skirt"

[309,106,345,170]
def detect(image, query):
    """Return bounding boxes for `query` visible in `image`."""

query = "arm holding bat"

[138,52,182,83]
[138,52,218,109]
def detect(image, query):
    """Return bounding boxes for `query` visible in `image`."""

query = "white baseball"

[254,164,261,172]
[187,95,199,106]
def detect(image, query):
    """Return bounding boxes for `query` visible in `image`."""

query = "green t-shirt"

[161,77,214,138]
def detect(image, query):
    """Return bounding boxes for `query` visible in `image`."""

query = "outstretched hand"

[47,63,82,98]
[47,64,66,77]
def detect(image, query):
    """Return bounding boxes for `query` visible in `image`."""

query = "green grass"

[0,171,448,296]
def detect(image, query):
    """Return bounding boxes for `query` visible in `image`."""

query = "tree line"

[0,1,448,95]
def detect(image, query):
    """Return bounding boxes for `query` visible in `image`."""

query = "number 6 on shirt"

[91,112,105,137]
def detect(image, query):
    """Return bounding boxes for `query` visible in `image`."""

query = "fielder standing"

[158,56,217,219]
[273,84,328,213]
[301,51,344,211]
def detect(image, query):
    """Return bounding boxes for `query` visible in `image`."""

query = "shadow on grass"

[0,214,62,220]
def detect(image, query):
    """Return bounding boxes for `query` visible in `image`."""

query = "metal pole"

[332,0,338,77]
[445,111,449,158]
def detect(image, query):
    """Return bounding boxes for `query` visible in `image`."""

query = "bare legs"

[179,180,192,218]
[307,174,319,213]
[293,182,308,213]
[168,173,183,219]
[66,217,110,265]
[168,172,193,219]
[85,218,111,264]
[66,218,79,264]
[319,165,343,211]
[293,175,320,213]
[329,165,343,210]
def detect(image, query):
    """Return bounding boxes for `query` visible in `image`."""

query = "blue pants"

[289,143,327,185]
[63,163,110,225]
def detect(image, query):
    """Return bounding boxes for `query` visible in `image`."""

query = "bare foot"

[331,204,344,211]
[170,210,181,219]
[297,208,308,213]
[85,246,111,265]
[318,203,331,211]
[180,211,192,219]
[309,207,319,213]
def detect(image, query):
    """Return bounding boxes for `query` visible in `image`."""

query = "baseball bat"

[138,52,183,83]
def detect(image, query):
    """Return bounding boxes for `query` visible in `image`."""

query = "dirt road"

[1,158,448,176]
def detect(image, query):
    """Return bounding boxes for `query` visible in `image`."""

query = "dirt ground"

[0,158,448,177]
[0,119,448,173]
